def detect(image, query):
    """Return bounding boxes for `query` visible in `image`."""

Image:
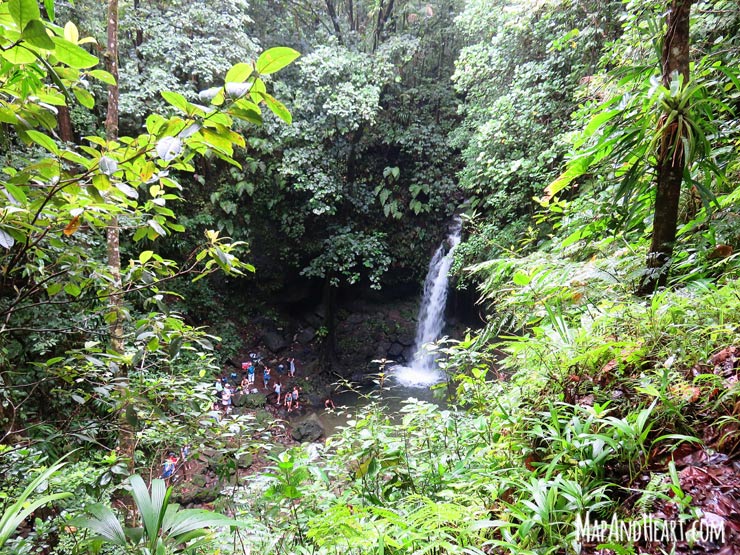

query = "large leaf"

[22,19,54,49]
[164,508,242,540]
[74,503,127,547]
[0,458,72,548]
[51,37,98,68]
[156,136,182,162]
[260,93,292,124]
[129,475,169,546]
[8,0,40,31]
[26,130,59,155]
[161,91,190,114]
[256,47,300,75]
[225,62,253,83]
[2,45,37,64]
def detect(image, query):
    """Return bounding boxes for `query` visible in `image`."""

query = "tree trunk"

[324,0,343,43]
[105,0,136,501]
[638,0,692,295]
[57,105,74,143]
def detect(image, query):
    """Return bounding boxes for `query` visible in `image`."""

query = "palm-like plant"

[0,459,72,549]
[76,475,240,554]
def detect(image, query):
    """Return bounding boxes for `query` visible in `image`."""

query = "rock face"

[291,417,324,442]
[297,327,316,344]
[263,330,288,352]
[333,298,419,375]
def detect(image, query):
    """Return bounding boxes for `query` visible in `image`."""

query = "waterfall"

[394,218,462,387]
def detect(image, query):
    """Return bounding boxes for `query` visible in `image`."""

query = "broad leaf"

[161,91,190,114]
[0,229,15,249]
[88,69,116,86]
[256,47,300,75]
[99,156,118,176]
[26,130,59,154]
[260,93,292,124]
[8,0,40,31]
[225,62,253,83]
[22,19,54,49]
[51,37,98,68]
[156,136,182,162]
[74,504,127,547]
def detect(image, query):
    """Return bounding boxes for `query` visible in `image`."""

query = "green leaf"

[75,503,127,546]
[64,283,81,297]
[8,0,40,31]
[73,86,95,109]
[225,62,253,83]
[26,130,60,154]
[161,91,190,114]
[51,37,98,68]
[260,93,291,124]
[512,271,531,286]
[22,19,54,49]
[88,69,116,86]
[43,0,54,21]
[256,47,300,75]
[139,250,154,264]
[2,45,38,65]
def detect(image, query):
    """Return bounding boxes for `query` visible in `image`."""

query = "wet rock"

[397,332,416,346]
[388,342,404,357]
[304,311,323,328]
[264,331,288,352]
[346,313,364,325]
[240,393,267,408]
[291,417,324,442]
[402,346,415,363]
[236,452,253,469]
[173,480,220,506]
[297,327,316,344]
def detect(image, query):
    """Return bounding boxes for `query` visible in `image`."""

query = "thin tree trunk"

[105,0,136,501]
[325,0,343,43]
[638,0,692,295]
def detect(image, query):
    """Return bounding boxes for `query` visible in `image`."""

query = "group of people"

[213,353,301,413]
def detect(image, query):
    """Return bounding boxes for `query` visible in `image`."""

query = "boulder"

[291,417,324,443]
[239,392,267,408]
[388,342,404,357]
[297,327,316,344]
[346,313,365,325]
[172,481,220,506]
[397,332,416,347]
[236,452,253,469]
[264,331,288,352]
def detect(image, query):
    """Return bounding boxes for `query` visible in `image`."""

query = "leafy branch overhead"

[0,18,299,321]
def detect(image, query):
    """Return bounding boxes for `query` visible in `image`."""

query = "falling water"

[394,218,462,387]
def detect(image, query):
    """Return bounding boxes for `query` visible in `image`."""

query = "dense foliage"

[2,0,740,554]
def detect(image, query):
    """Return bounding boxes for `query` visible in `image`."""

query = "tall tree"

[639,0,693,294]
[104,0,137,508]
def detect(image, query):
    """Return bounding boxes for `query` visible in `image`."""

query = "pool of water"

[296,366,448,437]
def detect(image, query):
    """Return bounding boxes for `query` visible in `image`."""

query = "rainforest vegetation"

[1,0,740,554]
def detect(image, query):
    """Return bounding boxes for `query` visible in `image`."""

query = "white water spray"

[394,218,462,387]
